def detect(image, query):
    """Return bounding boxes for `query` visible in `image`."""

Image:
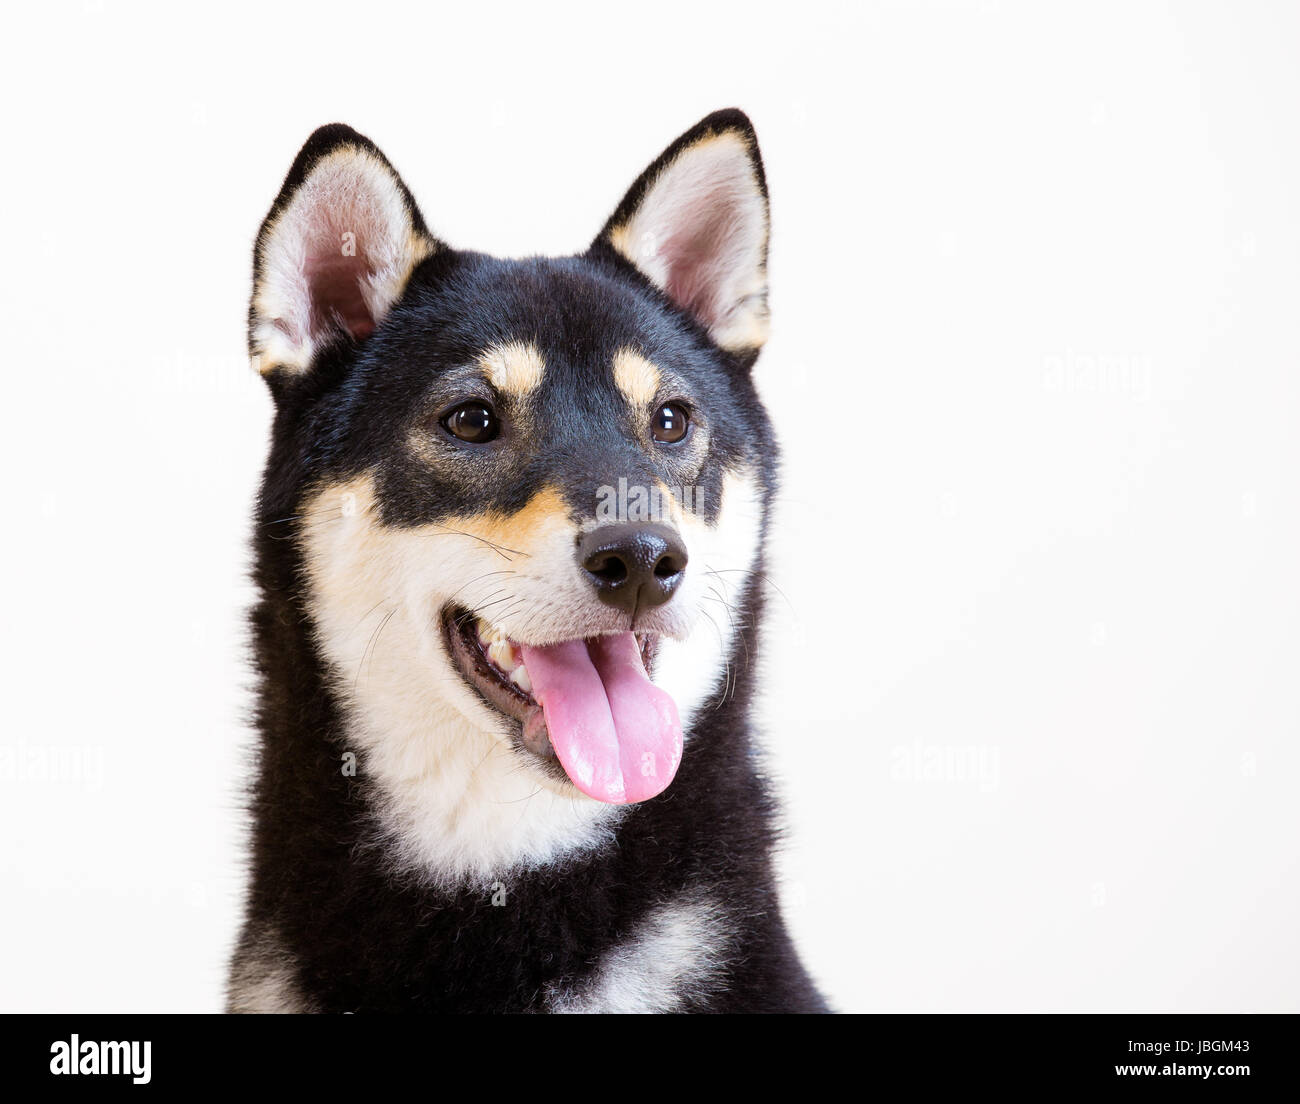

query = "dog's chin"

[439,605,661,792]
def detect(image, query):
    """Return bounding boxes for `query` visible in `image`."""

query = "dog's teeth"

[510,665,532,694]
[488,639,516,671]
[477,618,507,647]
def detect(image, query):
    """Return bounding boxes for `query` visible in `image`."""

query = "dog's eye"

[650,403,689,444]
[442,402,500,444]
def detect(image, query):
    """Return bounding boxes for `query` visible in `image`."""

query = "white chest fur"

[546,893,731,1013]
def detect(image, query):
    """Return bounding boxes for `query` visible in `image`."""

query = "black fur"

[232,112,829,1013]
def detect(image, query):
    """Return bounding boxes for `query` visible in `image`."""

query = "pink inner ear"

[658,189,740,330]
[623,133,767,344]
[305,253,376,340]
[255,148,424,368]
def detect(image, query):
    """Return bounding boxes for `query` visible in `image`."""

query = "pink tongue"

[519,633,682,804]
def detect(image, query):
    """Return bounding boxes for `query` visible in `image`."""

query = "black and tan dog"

[228,110,828,1012]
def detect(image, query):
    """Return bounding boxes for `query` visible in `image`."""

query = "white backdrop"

[1,1,1297,1013]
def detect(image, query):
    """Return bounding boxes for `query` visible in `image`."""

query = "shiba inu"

[228,109,829,1013]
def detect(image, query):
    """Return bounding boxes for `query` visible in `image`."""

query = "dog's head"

[250,112,775,866]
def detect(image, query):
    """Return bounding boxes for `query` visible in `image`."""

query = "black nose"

[578,523,688,618]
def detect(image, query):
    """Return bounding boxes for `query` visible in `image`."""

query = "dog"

[228,109,829,1013]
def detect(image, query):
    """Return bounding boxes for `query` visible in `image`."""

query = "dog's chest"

[543,893,730,1013]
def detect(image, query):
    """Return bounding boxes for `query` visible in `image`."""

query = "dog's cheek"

[429,490,603,645]
[297,475,497,713]
[298,475,415,680]
[651,466,765,733]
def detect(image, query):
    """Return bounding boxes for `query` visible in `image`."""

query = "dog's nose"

[578,523,687,617]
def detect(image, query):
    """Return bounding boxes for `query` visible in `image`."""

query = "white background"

[2,1,1297,1013]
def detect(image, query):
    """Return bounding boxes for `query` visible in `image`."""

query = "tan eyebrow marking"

[612,348,662,407]
[480,341,546,396]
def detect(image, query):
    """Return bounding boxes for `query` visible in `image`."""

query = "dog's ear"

[592,109,770,359]
[249,125,439,378]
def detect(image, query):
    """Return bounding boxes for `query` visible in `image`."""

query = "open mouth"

[441,606,683,805]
